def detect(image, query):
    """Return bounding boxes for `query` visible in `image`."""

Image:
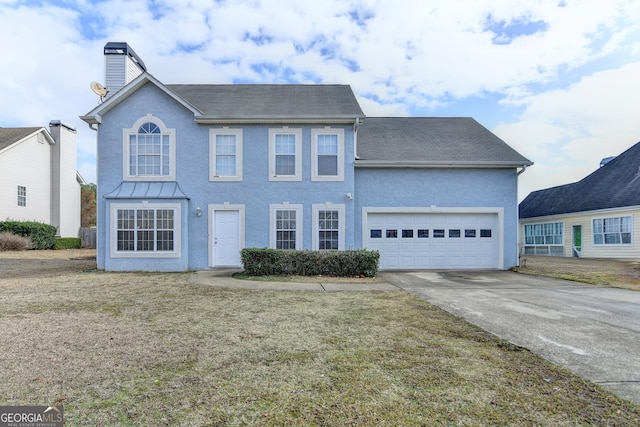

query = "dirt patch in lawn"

[516,255,640,291]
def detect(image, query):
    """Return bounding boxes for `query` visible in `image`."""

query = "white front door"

[212,210,241,267]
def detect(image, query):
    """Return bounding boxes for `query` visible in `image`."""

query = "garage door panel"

[366,212,499,269]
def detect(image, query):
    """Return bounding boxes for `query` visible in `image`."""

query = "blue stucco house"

[81,42,532,271]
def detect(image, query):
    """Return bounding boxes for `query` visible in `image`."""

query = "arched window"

[123,115,175,180]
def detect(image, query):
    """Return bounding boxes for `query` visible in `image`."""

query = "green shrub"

[55,237,82,250]
[0,221,57,250]
[241,248,379,277]
[0,231,32,251]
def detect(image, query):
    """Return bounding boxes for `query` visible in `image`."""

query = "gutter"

[355,160,534,169]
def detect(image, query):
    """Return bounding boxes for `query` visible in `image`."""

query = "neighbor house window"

[269,204,302,249]
[123,115,176,181]
[311,128,344,181]
[523,222,563,256]
[111,203,181,258]
[593,216,632,245]
[313,204,345,250]
[210,128,242,181]
[17,185,26,207]
[269,128,302,181]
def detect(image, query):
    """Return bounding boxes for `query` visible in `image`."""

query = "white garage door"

[366,212,499,269]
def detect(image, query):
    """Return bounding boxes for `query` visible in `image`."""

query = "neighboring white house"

[0,121,84,238]
[519,141,640,259]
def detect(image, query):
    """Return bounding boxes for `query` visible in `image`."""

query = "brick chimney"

[103,42,147,98]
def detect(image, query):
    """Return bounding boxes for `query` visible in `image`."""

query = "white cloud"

[1,0,639,189]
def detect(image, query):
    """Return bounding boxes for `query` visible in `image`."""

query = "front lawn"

[0,251,638,425]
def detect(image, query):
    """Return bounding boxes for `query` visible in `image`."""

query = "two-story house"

[0,121,83,238]
[81,42,531,271]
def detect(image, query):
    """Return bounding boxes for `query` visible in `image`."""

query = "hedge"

[0,221,57,250]
[55,237,82,250]
[241,248,379,277]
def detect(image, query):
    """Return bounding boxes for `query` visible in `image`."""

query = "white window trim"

[312,203,345,250]
[592,215,633,246]
[269,203,303,249]
[110,202,181,258]
[523,222,564,246]
[209,127,243,182]
[311,127,344,181]
[123,114,176,181]
[269,127,302,181]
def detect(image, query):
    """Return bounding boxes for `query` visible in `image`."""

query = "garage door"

[366,212,499,269]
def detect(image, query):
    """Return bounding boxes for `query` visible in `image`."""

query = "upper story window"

[210,128,243,181]
[593,216,632,245]
[17,185,26,207]
[123,115,176,181]
[269,128,302,181]
[311,128,344,181]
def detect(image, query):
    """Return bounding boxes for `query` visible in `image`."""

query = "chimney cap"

[104,41,147,72]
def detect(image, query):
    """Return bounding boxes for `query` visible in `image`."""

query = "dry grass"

[1,250,639,426]
[517,255,640,291]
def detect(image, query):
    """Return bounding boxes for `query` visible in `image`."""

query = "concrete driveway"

[382,270,640,405]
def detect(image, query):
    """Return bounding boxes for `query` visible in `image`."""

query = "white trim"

[311,127,344,181]
[362,206,504,268]
[123,114,176,181]
[208,203,245,267]
[269,203,303,249]
[110,202,181,258]
[209,127,243,181]
[268,127,302,181]
[312,203,345,250]
[592,215,633,246]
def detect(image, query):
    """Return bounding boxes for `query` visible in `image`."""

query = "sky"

[1,0,640,202]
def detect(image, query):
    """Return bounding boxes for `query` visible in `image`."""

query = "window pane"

[318,210,339,250]
[275,154,295,175]
[116,207,175,253]
[386,229,398,238]
[370,229,382,238]
[417,229,429,238]
[449,229,461,238]
[433,229,445,238]
[480,229,492,238]
[275,210,296,250]
[402,229,414,238]
[465,229,476,238]
[318,155,338,175]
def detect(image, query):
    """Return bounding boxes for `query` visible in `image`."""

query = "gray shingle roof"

[166,84,365,119]
[356,117,532,166]
[0,127,42,151]
[519,141,640,218]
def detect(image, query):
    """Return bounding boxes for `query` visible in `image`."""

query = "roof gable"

[520,141,640,218]
[0,127,53,153]
[356,117,532,167]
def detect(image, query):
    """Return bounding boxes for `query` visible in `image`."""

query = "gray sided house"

[81,42,531,271]
[519,141,640,259]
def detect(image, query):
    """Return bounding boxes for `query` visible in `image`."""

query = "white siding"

[520,207,640,259]
[0,132,52,225]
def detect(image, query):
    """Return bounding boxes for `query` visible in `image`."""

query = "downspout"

[353,118,362,160]
[517,164,528,175]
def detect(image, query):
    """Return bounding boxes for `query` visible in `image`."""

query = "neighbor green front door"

[572,225,582,257]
